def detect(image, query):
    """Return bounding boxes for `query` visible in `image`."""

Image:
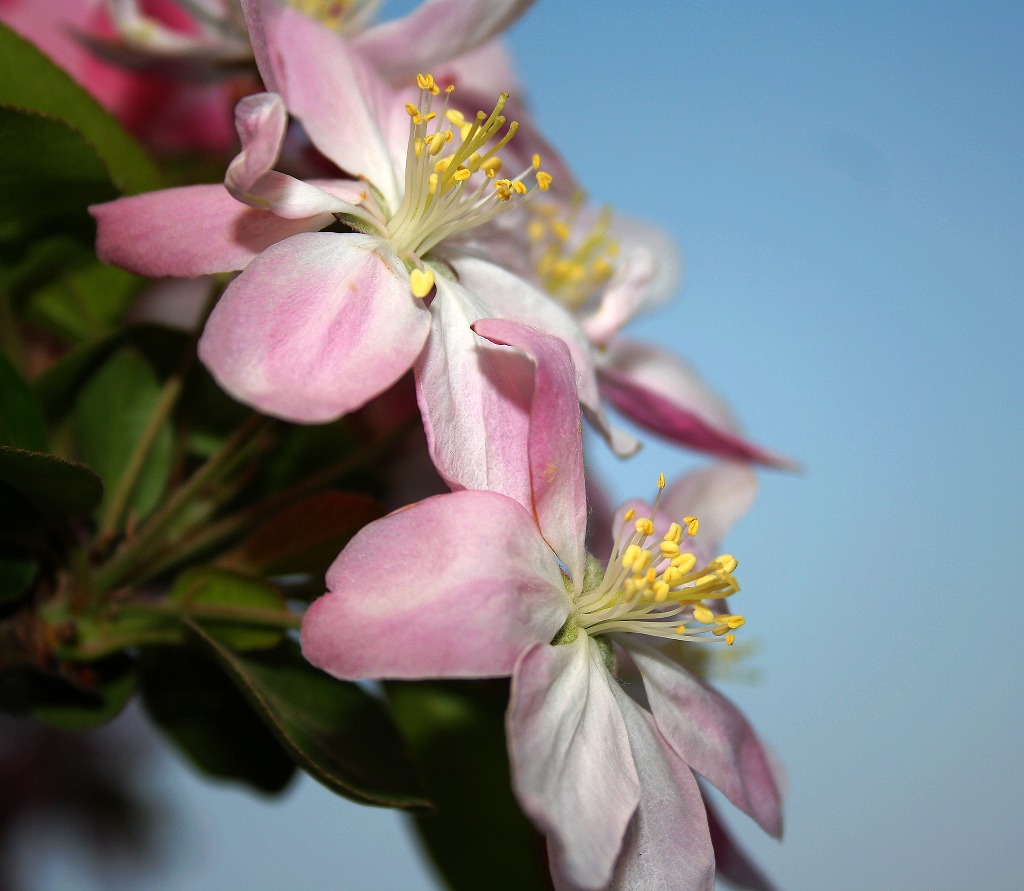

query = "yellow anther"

[725,615,745,629]
[422,111,437,123]
[645,568,657,584]
[658,472,666,489]
[536,171,553,191]
[416,73,434,91]
[675,625,689,635]
[405,102,420,118]
[428,172,438,193]
[445,84,455,94]
[660,566,680,586]
[445,109,465,127]
[634,517,654,537]
[528,220,546,241]
[413,138,424,158]
[434,157,451,173]
[409,267,435,298]
[725,633,736,645]
[513,180,528,195]
[714,554,738,574]
[665,522,683,544]
[453,167,472,182]
[692,605,715,625]
[652,581,670,602]
[683,516,699,536]
[427,132,447,155]
[481,157,502,176]
[621,544,642,570]
[659,540,681,559]
[623,507,636,522]
[671,553,697,574]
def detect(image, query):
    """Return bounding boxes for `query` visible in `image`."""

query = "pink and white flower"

[92,7,629,477]
[506,198,793,467]
[301,320,783,890]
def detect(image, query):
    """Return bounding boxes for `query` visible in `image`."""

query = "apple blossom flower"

[301,319,783,890]
[92,6,633,478]
[504,197,794,467]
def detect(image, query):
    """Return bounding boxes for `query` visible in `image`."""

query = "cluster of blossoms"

[3,0,787,887]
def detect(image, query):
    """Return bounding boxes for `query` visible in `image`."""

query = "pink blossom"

[502,198,794,467]
[301,320,782,890]
[92,7,628,478]
[0,0,245,152]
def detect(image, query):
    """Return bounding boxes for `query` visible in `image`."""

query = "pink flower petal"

[301,490,568,679]
[552,685,715,891]
[414,277,533,512]
[91,184,331,277]
[263,7,403,205]
[354,0,534,85]
[580,218,681,346]
[704,793,780,891]
[473,318,589,591]
[507,635,640,890]
[447,255,609,431]
[197,232,430,422]
[660,463,759,553]
[598,339,794,468]
[627,642,784,838]
[226,92,367,219]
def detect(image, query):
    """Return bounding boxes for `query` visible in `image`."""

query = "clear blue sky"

[20,2,1023,889]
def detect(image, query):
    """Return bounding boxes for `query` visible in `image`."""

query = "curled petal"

[627,642,784,838]
[355,0,535,85]
[473,318,589,591]
[263,7,403,205]
[598,339,793,468]
[415,279,534,514]
[91,184,331,277]
[449,256,599,411]
[226,92,367,218]
[508,635,640,890]
[302,491,568,679]
[198,232,429,422]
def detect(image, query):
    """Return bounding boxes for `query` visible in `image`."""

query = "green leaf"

[22,248,140,343]
[139,645,296,794]
[0,350,46,451]
[0,446,103,533]
[387,680,554,890]
[0,107,118,250]
[33,325,187,422]
[29,654,136,731]
[73,347,173,524]
[171,567,286,652]
[0,23,162,195]
[223,492,382,577]
[190,624,430,810]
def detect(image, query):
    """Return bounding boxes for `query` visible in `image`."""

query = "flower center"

[288,0,382,34]
[573,475,746,645]
[386,73,552,296]
[527,198,619,310]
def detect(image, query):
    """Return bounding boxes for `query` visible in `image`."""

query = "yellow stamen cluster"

[574,475,745,645]
[288,0,381,33]
[527,197,619,309]
[387,74,553,273]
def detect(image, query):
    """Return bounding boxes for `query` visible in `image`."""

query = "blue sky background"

[18,2,1023,889]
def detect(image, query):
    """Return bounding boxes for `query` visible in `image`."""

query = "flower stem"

[98,353,191,541]
[94,413,273,594]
